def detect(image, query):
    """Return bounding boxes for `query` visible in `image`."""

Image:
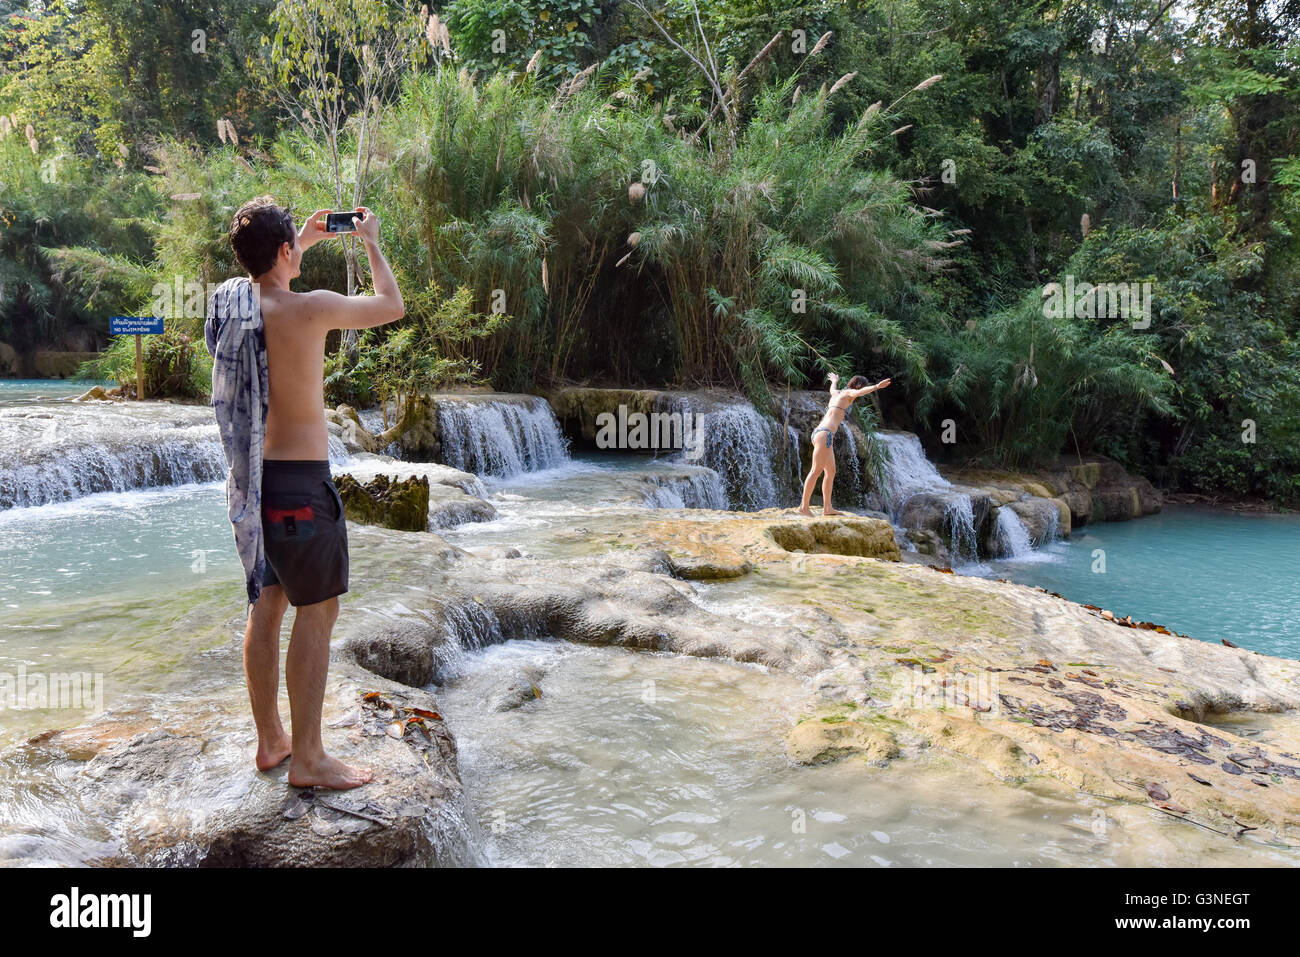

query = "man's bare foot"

[255,733,292,771]
[822,507,845,516]
[797,506,815,517]
[288,754,374,790]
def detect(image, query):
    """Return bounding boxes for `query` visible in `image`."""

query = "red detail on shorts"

[265,505,314,523]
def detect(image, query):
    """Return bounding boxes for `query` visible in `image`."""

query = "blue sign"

[110,316,164,335]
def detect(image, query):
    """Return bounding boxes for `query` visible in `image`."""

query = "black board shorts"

[261,459,349,607]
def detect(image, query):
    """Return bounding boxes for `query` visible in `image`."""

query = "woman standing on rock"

[798,373,891,517]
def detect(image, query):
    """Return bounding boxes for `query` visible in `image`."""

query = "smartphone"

[324,211,358,233]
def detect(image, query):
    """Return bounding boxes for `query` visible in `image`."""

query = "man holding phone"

[207,198,404,790]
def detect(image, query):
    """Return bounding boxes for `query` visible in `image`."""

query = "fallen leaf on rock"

[1145,782,1171,802]
[282,794,312,820]
[1188,773,1212,786]
[1159,802,1189,814]
[386,722,404,739]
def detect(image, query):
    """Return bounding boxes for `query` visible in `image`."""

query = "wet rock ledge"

[16,659,470,867]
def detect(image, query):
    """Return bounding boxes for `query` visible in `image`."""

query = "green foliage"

[443,0,608,81]
[331,283,508,418]
[3,0,1299,503]
[923,285,1174,466]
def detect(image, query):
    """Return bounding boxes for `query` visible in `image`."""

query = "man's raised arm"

[304,207,405,331]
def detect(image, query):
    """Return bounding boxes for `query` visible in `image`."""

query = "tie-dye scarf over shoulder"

[205,277,268,605]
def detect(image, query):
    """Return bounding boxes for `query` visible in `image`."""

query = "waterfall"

[1043,505,1061,544]
[0,403,351,511]
[641,470,729,510]
[357,408,400,458]
[875,430,983,564]
[1,406,219,509]
[661,397,781,510]
[837,420,864,504]
[435,397,569,477]
[994,507,1034,558]
[431,601,507,682]
[783,423,803,496]
[944,495,979,564]
[874,431,952,514]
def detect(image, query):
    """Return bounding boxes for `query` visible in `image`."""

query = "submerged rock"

[787,715,900,766]
[490,667,544,712]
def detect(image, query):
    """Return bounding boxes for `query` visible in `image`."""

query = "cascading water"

[660,397,782,511]
[642,470,730,510]
[874,431,981,563]
[1042,505,1061,544]
[994,507,1034,558]
[837,420,864,504]
[436,397,570,477]
[0,401,351,510]
[357,408,400,458]
[782,423,802,496]
[943,496,979,562]
[873,432,951,514]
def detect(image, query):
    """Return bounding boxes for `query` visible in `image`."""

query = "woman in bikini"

[797,373,891,517]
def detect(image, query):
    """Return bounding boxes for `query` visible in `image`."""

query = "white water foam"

[436,397,569,477]
[995,507,1034,558]
[661,397,781,510]
[875,431,984,564]
[0,401,351,510]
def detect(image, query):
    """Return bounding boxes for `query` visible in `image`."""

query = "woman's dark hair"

[847,375,868,390]
[229,196,295,277]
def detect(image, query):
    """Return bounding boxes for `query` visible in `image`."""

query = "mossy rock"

[334,473,430,532]
[787,716,900,765]
[767,518,901,560]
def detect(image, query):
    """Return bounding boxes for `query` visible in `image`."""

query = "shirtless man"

[228,198,404,789]
[797,373,891,517]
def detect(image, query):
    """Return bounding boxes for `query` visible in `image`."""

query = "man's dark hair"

[229,196,295,277]
[847,375,868,390]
